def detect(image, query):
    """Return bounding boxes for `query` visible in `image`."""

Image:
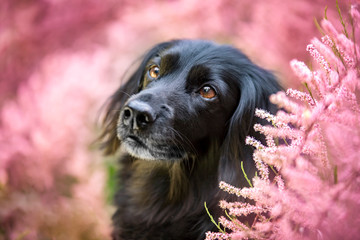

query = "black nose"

[122,100,156,130]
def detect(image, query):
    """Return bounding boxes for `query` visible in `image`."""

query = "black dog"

[100,40,281,240]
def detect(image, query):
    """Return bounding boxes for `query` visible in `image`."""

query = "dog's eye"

[149,65,160,79]
[199,85,216,99]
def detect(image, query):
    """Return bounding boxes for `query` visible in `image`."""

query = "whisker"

[169,129,198,174]
[109,109,122,113]
[117,90,132,98]
[166,126,199,160]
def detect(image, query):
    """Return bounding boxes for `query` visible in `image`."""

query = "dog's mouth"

[122,134,187,161]
[127,135,146,148]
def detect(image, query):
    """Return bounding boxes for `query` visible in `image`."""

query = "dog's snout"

[122,100,156,130]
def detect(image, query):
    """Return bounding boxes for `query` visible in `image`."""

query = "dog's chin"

[122,136,187,161]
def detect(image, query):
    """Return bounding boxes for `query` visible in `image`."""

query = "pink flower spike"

[255,108,289,128]
[351,5,360,24]
[312,37,345,74]
[228,204,266,217]
[265,135,276,148]
[219,181,243,196]
[321,35,334,48]
[321,19,339,37]
[290,59,313,84]
[205,231,230,240]
[253,123,300,139]
[336,34,358,67]
[219,216,250,232]
[342,69,358,92]
[306,44,331,75]
[245,136,265,150]
[274,175,285,191]
[286,88,316,106]
[254,109,276,123]
[219,200,248,210]
[276,110,301,126]
[270,91,305,114]
[219,181,265,202]
[322,34,356,69]
[253,153,269,181]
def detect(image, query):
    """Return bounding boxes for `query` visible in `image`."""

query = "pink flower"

[207,4,360,240]
[286,88,316,106]
[205,231,230,240]
[306,44,332,75]
[290,59,313,84]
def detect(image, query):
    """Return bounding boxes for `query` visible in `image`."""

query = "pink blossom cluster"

[206,5,360,240]
[0,52,114,240]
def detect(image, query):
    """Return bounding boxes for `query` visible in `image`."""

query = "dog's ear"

[219,63,281,186]
[99,41,175,155]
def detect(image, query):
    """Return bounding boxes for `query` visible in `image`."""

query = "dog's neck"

[123,141,222,223]
[130,154,219,201]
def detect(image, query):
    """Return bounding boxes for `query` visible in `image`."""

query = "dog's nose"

[122,100,156,130]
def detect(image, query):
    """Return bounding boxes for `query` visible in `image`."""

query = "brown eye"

[149,65,160,79]
[199,85,216,99]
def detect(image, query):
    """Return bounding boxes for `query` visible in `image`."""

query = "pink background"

[0,0,355,239]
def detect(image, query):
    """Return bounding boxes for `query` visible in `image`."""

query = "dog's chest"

[114,158,219,239]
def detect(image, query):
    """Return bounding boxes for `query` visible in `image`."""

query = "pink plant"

[206,4,360,240]
[0,52,115,239]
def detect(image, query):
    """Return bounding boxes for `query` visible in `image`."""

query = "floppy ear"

[219,64,281,186]
[99,41,175,155]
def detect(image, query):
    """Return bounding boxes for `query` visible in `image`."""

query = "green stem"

[204,202,226,233]
[241,161,253,188]
[334,165,338,184]
[336,0,349,38]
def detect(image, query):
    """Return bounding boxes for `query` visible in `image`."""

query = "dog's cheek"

[173,104,211,141]
[195,98,237,140]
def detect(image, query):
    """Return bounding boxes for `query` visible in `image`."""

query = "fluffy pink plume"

[206,4,360,240]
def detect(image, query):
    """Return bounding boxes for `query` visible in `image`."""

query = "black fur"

[100,40,281,240]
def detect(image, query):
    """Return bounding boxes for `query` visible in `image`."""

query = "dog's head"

[101,40,280,183]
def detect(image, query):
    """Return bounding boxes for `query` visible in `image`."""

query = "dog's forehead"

[159,40,222,65]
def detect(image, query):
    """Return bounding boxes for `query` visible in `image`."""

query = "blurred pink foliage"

[0,51,114,239]
[0,0,356,239]
[206,4,360,240]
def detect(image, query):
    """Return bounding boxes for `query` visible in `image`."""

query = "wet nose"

[121,100,156,130]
